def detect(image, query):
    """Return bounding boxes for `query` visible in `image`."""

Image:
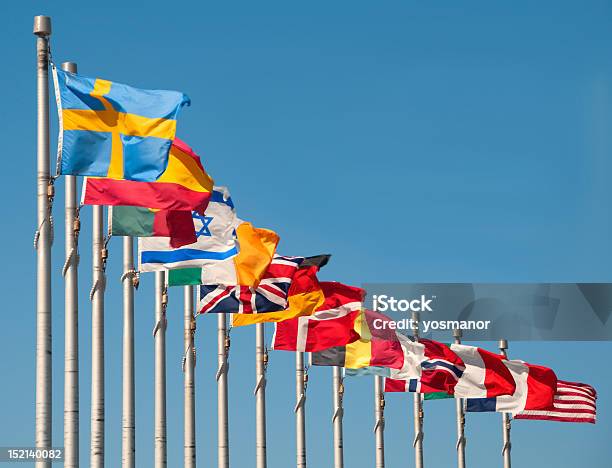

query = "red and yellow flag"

[82,138,213,212]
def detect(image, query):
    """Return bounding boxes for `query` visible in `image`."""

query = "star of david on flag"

[138,187,240,272]
[193,213,213,238]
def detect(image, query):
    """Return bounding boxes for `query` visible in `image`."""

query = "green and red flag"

[109,206,196,248]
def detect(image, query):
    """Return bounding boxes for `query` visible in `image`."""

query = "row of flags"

[52,64,597,432]
[308,311,597,423]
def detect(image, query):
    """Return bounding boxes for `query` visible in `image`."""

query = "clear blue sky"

[1,1,611,466]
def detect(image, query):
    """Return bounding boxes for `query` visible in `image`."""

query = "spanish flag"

[54,67,190,182]
[82,138,213,212]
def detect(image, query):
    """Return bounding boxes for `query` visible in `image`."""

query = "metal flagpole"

[121,237,136,468]
[217,313,230,468]
[499,339,511,468]
[62,59,79,468]
[453,329,466,468]
[90,203,106,467]
[332,366,344,468]
[154,272,168,467]
[183,286,196,468]
[374,375,385,468]
[33,15,52,468]
[254,323,268,468]
[295,352,307,468]
[412,312,424,468]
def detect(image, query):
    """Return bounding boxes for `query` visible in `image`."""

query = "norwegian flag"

[198,255,303,314]
[386,339,516,398]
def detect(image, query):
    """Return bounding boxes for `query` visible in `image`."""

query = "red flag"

[271,282,364,352]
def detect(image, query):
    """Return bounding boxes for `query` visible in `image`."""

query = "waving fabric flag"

[514,380,596,424]
[449,344,516,398]
[168,222,279,287]
[198,255,303,314]
[402,339,466,394]
[230,256,329,326]
[384,340,516,398]
[311,310,404,372]
[110,206,196,248]
[54,68,190,181]
[270,282,364,352]
[384,378,453,400]
[138,187,238,271]
[466,361,557,415]
[82,138,213,211]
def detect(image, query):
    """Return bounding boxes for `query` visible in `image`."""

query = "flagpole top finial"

[61,62,77,73]
[33,16,51,37]
[498,339,508,351]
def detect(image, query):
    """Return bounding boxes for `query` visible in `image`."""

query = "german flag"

[311,309,404,371]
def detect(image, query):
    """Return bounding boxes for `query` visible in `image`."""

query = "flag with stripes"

[198,255,303,314]
[514,380,597,424]
[311,310,405,373]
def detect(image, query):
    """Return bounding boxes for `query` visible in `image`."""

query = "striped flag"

[168,221,279,286]
[198,255,303,314]
[138,187,239,272]
[311,310,404,373]
[82,138,213,211]
[514,380,597,424]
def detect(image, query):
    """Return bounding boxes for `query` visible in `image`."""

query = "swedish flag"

[54,68,190,182]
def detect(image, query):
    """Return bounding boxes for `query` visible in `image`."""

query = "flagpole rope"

[254,340,269,394]
[373,390,385,433]
[253,375,266,395]
[89,275,106,301]
[413,403,425,448]
[33,180,56,249]
[182,316,197,372]
[120,269,140,289]
[456,410,466,450]
[62,248,78,277]
[62,206,81,276]
[216,331,231,381]
[332,377,344,423]
[90,234,109,301]
[501,418,512,456]
[152,286,168,337]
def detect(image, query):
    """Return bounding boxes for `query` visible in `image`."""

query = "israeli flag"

[138,187,239,272]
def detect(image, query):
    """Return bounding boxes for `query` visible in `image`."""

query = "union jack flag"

[198,255,304,314]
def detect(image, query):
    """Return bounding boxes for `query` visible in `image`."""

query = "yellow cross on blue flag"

[53,67,190,182]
